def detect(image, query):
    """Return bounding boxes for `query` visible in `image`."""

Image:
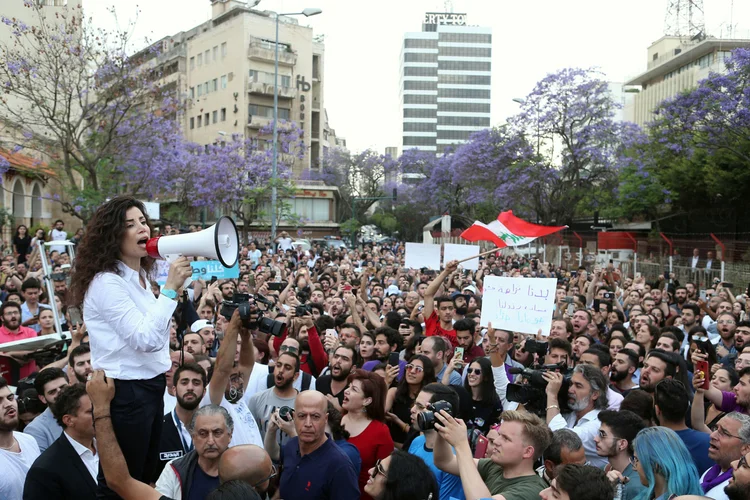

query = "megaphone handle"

[165,254,193,290]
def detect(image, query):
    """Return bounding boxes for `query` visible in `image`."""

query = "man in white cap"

[191,319,218,358]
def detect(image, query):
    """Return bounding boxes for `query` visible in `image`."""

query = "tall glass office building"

[400,12,492,154]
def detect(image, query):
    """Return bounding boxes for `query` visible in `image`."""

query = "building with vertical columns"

[400,12,492,154]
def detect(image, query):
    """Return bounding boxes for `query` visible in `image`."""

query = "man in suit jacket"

[23,384,97,500]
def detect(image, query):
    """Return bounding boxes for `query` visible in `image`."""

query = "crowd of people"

[3,211,750,500]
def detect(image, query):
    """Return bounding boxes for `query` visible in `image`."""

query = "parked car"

[291,239,311,252]
[311,237,347,251]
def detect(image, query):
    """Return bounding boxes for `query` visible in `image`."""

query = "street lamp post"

[271,7,322,240]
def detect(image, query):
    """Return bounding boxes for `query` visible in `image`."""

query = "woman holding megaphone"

[69,196,192,499]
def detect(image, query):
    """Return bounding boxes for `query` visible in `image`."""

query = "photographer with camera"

[270,306,328,377]
[544,363,609,468]
[433,409,551,499]
[202,309,263,448]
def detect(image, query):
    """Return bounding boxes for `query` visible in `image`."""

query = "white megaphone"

[146,216,239,287]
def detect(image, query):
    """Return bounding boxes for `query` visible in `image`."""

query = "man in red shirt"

[422,259,459,349]
[0,301,39,382]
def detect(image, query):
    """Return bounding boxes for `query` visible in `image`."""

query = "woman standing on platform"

[69,197,192,498]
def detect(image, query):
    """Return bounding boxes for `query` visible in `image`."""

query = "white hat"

[191,319,214,333]
[386,285,401,297]
[463,285,478,295]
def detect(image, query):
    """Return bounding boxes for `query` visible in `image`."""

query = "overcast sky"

[85,0,748,153]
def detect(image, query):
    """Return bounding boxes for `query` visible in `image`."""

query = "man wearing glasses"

[594,410,646,500]
[278,390,359,499]
[725,450,750,500]
[701,413,750,499]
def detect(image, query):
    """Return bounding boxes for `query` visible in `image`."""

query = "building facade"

[132,0,342,235]
[624,35,750,126]
[400,12,492,154]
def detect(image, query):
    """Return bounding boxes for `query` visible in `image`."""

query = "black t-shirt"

[315,374,347,405]
[186,465,219,500]
[466,397,503,435]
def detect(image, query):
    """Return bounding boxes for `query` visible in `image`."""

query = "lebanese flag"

[461,211,567,248]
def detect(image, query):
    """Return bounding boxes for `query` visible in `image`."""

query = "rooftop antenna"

[664,0,705,39]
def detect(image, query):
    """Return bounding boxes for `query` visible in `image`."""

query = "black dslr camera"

[417,401,453,431]
[522,339,549,357]
[506,363,572,416]
[278,406,295,422]
[220,293,285,336]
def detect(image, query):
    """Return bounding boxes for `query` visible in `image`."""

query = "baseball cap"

[191,319,214,333]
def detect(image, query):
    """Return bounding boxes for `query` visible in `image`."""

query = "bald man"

[278,391,359,499]
[219,445,274,494]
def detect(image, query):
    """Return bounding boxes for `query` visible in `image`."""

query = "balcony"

[248,41,297,67]
[247,81,297,99]
[247,115,273,130]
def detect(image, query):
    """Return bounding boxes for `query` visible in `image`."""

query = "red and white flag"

[461,211,567,248]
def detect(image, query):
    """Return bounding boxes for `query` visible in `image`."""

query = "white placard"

[405,243,442,270]
[479,276,557,335]
[444,243,480,270]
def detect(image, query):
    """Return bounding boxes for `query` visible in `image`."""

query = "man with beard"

[219,280,235,302]
[0,302,40,382]
[572,333,594,363]
[164,350,195,414]
[248,351,300,451]
[610,349,640,396]
[571,310,592,337]
[594,410,646,500]
[737,322,750,355]
[328,296,345,319]
[672,286,689,315]
[202,310,263,448]
[68,345,93,384]
[191,320,218,358]
[543,364,609,468]
[638,349,680,393]
[0,377,40,499]
[716,312,739,365]
[182,332,207,356]
[154,363,207,482]
[725,450,750,500]
[316,345,356,409]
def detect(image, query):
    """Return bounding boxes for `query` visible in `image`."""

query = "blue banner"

[155,260,239,285]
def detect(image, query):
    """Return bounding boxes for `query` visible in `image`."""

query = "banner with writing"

[155,260,240,285]
[479,276,557,335]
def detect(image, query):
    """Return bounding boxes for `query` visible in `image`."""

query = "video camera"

[522,339,548,357]
[506,363,572,416]
[220,293,285,336]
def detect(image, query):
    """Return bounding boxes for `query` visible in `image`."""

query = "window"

[281,75,291,87]
[405,67,437,77]
[404,52,438,63]
[221,108,226,121]
[212,78,218,92]
[205,50,210,64]
[190,57,195,70]
[205,81,210,94]
[213,46,218,61]
[212,110,218,124]
[197,115,202,127]
[221,42,227,58]
[221,75,227,89]
[189,87,195,99]
[404,38,437,49]
[248,104,290,120]
[190,117,195,129]
[204,113,210,125]
[197,84,203,97]
[197,53,203,66]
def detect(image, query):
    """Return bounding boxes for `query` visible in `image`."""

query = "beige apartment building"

[624,35,750,127]
[134,0,345,236]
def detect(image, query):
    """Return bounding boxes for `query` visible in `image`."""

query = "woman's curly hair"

[68,197,156,306]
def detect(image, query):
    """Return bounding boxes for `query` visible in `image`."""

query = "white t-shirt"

[200,389,263,449]
[49,228,68,255]
[0,432,41,500]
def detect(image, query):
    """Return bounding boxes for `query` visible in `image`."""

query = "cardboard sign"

[405,243,442,270]
[479,276,557,335]
[443,243,480,270]
[155,260,239,285]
